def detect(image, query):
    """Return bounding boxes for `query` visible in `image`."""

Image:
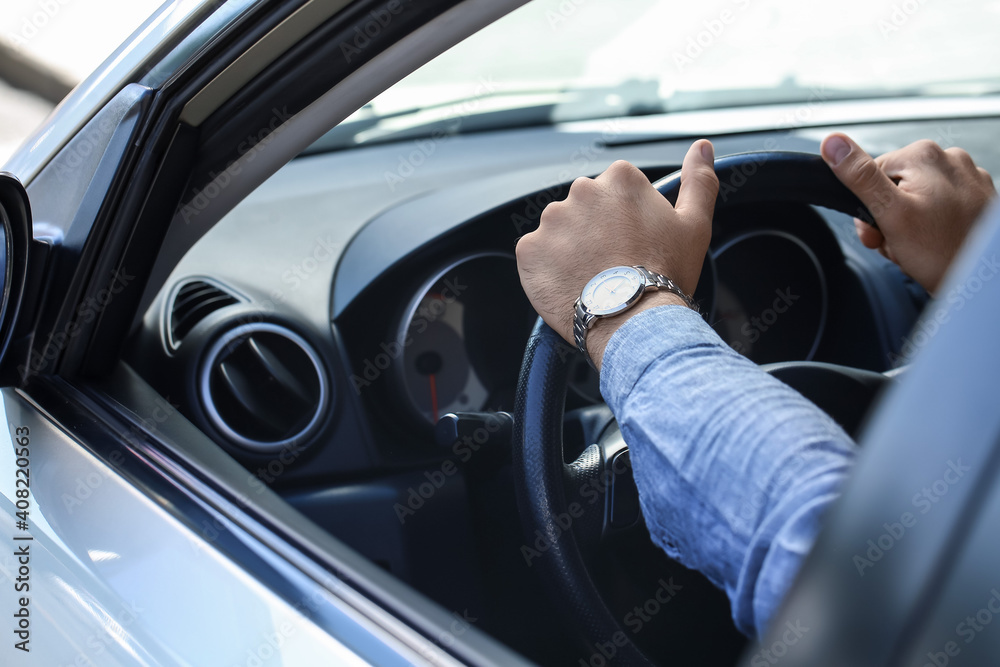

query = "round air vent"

[200,323,329,453]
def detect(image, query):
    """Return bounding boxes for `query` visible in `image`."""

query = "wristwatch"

[572,265,697,366]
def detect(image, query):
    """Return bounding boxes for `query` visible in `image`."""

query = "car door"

[0,155,395,665]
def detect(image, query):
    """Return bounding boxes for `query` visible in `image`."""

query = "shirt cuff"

[600,305,735,410]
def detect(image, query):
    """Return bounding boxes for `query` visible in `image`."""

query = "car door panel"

[0,386,378,666]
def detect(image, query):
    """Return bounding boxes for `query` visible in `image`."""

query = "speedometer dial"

[396,253,534,426]
[401,290,490,424]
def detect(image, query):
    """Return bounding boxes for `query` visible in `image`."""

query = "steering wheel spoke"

[563,426,642,552]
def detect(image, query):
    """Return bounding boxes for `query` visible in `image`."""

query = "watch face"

[581,266,645,316]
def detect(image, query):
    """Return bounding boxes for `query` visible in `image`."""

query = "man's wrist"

[587,291,689,370]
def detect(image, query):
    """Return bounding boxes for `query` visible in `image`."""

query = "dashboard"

[336,193,914,451]
[122,108,1000,479]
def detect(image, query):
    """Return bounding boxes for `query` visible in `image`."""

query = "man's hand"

[822,133,997,293]
[515,140,719,369]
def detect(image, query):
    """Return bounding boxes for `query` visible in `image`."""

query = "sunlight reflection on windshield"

[365,0,1000,121]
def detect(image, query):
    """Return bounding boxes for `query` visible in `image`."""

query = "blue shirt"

[600,305,857,638]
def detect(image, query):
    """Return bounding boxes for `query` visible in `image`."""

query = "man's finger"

[675,139,719,221]
[853,217,884,249]
[822,133,899,223]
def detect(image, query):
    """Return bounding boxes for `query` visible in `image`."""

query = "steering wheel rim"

[512,151,877,666]
[656,150,875,226]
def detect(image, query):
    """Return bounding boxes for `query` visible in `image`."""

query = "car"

[1,0,999,664]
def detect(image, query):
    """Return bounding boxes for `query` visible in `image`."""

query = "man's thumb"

[821,133,897,223]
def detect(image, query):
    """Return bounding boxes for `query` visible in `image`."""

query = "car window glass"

[311,0,1000,151]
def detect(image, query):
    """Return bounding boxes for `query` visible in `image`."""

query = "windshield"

[312,0,1000,151]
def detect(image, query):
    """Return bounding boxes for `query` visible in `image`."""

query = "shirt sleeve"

[599,305,857,638]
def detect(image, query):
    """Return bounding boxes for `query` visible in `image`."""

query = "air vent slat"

[217,360,287,441]
[247,337,313,404]
[223,338,313,418]
[168,280,239,348]
[174,283,223,311]
[174,291,233,319]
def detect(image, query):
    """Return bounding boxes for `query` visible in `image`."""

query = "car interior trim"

[143,0,531,313]
[594,95,1000,147]
[180,0,353,127]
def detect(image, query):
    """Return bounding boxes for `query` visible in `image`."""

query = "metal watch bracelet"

[573,266,698,367]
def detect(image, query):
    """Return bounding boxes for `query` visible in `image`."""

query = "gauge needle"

[428,374,439,423]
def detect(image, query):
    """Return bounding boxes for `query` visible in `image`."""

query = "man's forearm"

[600,305,857,637]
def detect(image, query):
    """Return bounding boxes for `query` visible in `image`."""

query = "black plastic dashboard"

[125,112,1000,485]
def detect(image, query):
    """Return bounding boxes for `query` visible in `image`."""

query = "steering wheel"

[512,152,886,666]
